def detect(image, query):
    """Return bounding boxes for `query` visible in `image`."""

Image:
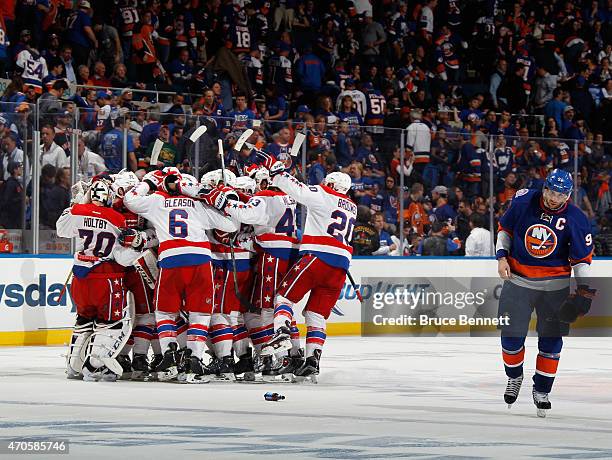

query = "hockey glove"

[161,173,181,196]
[142,170,165,191]
[258,151,278,170]
[214,229,233,244]
[118,228,145,251]
[268,160,285,177]
[200,185,235,210]
[558,285,597,323]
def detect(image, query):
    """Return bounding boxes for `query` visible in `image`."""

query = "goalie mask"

[323,171,351,195]
[90,180,112,206]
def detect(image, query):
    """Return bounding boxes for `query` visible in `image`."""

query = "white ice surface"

[0,336,611,459]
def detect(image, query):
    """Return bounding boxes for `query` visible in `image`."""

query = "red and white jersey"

[124,183,238,269]
[209,229,255,272]
[271,174,356,270]
[224,190,298,260]
[56,203,141,278]
[113,199,159,249]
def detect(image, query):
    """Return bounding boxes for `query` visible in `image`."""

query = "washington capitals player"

[124,169,238,383]
[257,159,356,380]
[222,167,302,377]
[57,178,143,382]
[496,169,595,417]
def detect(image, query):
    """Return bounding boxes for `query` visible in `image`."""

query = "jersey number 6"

[169,209,189,238]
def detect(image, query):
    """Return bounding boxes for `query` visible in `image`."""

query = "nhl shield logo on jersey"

[524,224,557,258]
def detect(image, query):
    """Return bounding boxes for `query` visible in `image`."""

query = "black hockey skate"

[293,349,321,384]
[504,375,523,407]
[131,353,149,381]
[182,350,210,384]
[532,386,551,418]
[154,342,179,381]
[263,350,305,382]
[215,356,236,381]
[260,322,292,356]
[116,354,133,380]
[234,347,257,382]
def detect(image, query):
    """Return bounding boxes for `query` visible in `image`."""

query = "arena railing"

[4,107,612,256]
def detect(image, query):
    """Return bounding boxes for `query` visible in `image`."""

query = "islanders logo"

[524,224,557,258]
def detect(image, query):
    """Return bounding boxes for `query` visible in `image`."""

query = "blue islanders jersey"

[497,189,593,281]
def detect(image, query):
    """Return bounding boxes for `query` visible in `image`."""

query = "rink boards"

[0,255,611,346]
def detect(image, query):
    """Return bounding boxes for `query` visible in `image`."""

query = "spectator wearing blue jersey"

[431,185,457,224]
[296,44,325,94]
[99,117,135,173]
[66,1,98,67]
[306,151,325,185]
[167,49,194,93]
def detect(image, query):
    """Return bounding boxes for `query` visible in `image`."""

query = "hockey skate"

[116,354,133,380]
[154,343,179,381]
[176,347,191,382]
[131,354,149,381]
[292,349,321,384]
[214,356,236,381]
[263,350,305,383]
[184,356,211,384]
[504,375,523,407]
[82,359,118,382]
[532,387,551,418]
[260,323,292,356]
[234,348,259,382]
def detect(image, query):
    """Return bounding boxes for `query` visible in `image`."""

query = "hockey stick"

[346,270,363,303]
[218,138,257,313]
[150,139,164,167]
[189,124,208,142]
[290,132,306,157]
[58,269,73,303]
[235,128,254,152]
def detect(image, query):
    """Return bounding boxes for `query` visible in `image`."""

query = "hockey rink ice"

[1,336,611,459]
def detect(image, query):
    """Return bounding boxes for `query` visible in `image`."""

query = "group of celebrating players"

[57,143,357,385]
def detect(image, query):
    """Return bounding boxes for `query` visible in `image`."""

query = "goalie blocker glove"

[558,285,597,323]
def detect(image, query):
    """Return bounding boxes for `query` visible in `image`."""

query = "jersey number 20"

[326,210,355,245]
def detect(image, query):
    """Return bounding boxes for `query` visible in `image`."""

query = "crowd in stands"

[1,0,612,255]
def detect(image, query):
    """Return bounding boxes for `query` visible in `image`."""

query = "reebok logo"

[0,274,73,309]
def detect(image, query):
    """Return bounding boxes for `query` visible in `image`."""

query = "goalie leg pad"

[87,313,133,377]
[66,315,94,379]
[133,249,159,290]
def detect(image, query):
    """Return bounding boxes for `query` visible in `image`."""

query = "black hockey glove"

[558,285,597,323]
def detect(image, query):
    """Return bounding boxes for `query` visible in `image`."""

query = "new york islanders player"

[496,169,595,417]
[124,168,238,383]
[222,167,303,378]
[258,159,356,380]
[57,179,143,382]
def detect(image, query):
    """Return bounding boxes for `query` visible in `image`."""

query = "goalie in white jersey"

[254,158,357,379]
[56,179,144,382]
[124,168,238,383]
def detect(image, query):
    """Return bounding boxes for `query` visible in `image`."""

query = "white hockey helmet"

[233,176,256,194]
[90,180,112,206]
[111,169,139,198]
[200,169,236,188]
[323,171,351,194]
[254,167,270,191]
[180,173,198,186]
